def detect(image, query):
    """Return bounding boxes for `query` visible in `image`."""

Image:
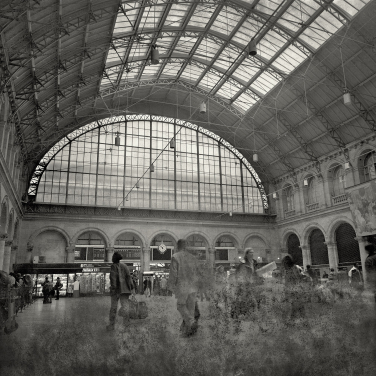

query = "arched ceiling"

[1,0,376,185]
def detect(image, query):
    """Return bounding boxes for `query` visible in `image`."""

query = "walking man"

[107,252,134,331]
[167,239,200,337]
[54,277,63,300]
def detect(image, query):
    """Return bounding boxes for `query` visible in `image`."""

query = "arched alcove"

[335,223,360,264]
[75,231,106,262]
[186,233,208,260]
[244,236,268,263]
[114,232,143,264]
[34,230,68,263]
[286,233,303,266]
[309,229,329,266]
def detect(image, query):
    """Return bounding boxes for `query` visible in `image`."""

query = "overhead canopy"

[1,0,376,184]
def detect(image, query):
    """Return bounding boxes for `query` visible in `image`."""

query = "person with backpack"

[41,276,53,304]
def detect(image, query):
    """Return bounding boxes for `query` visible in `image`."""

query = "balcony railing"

[306,202,319,212]
[284,209,296,218]
[332,193,348,205]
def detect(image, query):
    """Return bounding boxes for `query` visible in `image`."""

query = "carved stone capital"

[5,240,12,247]
[142,248,150,254]
[27,242,34,252]
[66,246,75,253]
[11,245,18,252]
[324,242,336,248]
[354,236,366,244]
[106,247,115,253]
[0,233,8,240]
[207,248,215,254]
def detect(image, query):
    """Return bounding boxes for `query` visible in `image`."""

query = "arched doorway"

[287,233,302,266]
[335,223,360,265]
[114,233,142,272]
[149,233,176,275]
[215,235,236,269]
[309,229,329,266]
[186,234,207,261]
[75,231,105,262]
[244,236,268,264]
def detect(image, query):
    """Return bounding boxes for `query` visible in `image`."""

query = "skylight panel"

[216,80,241,102]
[160,62,183,78]
[139,3,166,31]
[210,7,242,36]
[106,47,126,64]
[165,3,191,28]
[233,92,258,113]
[215,45,240,71]
[232,18,263,47]
[128,45,148,61]
[187,4,216,28]
[175,36,198,55]
[142,65,160,78]
[252,71,281,95]
[261,29,288,60]
[310,11,343,42]
[272,44,307,74]
[232,62,259,83]
[299,29,323,49]
[156,37,174,55]
[334,0,368,16]
[256,0,282,16]
[196,39,220,62]
[198,71,221,91]
[114,2,138,35]
[180,64,205,85]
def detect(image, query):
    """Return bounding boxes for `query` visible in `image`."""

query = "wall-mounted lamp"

[303,179,308,186]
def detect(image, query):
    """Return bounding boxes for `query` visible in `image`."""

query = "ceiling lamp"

[229,212,233,217]
[272,192,278,199]
[136,182,140,189]
[343,90,351,106]
[253,153,258,162]
[150,163,155,172]
[303,179,309,186]
[199,101,206,114]
[151,45,159,65]
[344,161,350,170]
[114,132,120,146]
[126,196,129,201]
[248,40,257,57]
[117,206,121,211]
[170,138,175,149]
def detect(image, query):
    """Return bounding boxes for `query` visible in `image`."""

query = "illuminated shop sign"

[82,268,100,272]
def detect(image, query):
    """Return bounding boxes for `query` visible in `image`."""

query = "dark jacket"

[110,263,134,295]
[365,253,376,286]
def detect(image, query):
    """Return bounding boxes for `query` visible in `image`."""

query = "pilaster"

[0,233,8,270]
[106,247,114,263]
[325,242,339,270]
[300,245,311,269]
[355,236,368,285]
[66,246,76,263]
[3,240,12,273]
[10,245,17,272]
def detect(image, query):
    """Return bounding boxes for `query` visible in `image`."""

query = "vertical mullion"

[65,142,72,204]
[149,117,152,208]
[174,121,177,210]
[196,129,200,211]
[94,127,101,206]
[122,119,127,204]
[218,142,223,212]
[240,161,245,213]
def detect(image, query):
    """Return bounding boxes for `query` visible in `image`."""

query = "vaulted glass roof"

[102,0,370,114]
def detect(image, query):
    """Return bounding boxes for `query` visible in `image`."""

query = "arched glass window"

[28,115,267,214]
[363,151,376,182]
[283,185,294,212]
[75,231,105,261]
[332,166,345,197]
[307,177,317,204]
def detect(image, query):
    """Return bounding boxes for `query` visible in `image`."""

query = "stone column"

[106,247,114,263]
[142,247,150,272]
[2,240,12,273]
[10,245,18,272]
[301,245,311,269]
[207,248,215,268]
[355,236,368,285]
[325,242,339,270]
[293,185,302,215]
[66,246,76,263]
[0,234,8,270]
[317,175,328,209]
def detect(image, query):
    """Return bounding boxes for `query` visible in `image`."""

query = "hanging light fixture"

[136,182,140,189]
[303,179,309,186]
[117,205,121,211]
[151,45,159,65]
[248,40,257,57]
[199,101,206,114]
[253,153,258,162]
[114,132,120,146]
[272,192,278,199]
[170,138,175,149]
[343,90,351,106]
[150,163,155,172]
[344,161,350,170]
[126,196,129,201]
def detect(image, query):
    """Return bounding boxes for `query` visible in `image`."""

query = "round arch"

[28,226,71,247]
[243,234,269,263]
[308,228,329,266]
[281,228,301,247]
[302,222,327,246]
[184,231,210,248]
[0,197,9,234]
[71,228,110,247]
[213,232,240,249]
[242,233,269,249]
[327,216,356,244]
[113,229,146,248]
[146,230,178,249]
